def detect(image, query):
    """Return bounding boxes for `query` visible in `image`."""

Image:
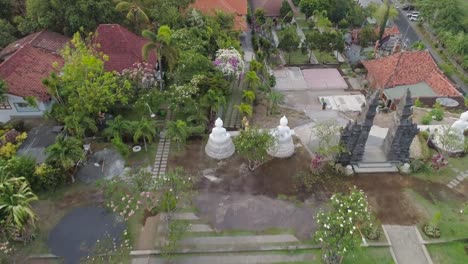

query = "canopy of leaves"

[0,18,17,48]
[233,128,276,171]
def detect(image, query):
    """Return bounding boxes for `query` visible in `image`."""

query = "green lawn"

[126,141,159,167]
[284,49,310,64]
[412,154,468,185]
[314,50,337,64]
[343,247,394,264]
[427,242,468,264]
[406,190,468,239]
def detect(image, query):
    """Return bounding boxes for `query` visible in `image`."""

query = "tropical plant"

[200,89,226,121]
[142,26,178,89]
[374,0,398,41]
[233,128,277,171]
[45,135,84,183]
[277,26,301,64]
[166,120,190,149]
[0,176,38,234]
[267,91,284,115]
[115,0,150,29]
[64,112,97,139]
[236,103,253,117]
[245,71,261,90]
[133,118,157,151]
[315,188,373,264]
[242,90,255,104]
[103,115,133,140]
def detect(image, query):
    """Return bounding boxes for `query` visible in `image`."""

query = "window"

[14,102,39,112]
[0,98,12,110]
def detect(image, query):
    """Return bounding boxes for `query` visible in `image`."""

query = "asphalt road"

[394,11,419,46]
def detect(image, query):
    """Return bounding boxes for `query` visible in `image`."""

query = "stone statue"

[205,118,235,159]
[242,116,249,130]
[268,116,295,158]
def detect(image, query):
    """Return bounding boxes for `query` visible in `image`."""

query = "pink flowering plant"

[120,62,157,89]
[213,48,244,78]
[81,230,132,264]
[314,187,373,264]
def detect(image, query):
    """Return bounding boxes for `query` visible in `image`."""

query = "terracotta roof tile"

[362,51,461,97]
[191,0,248,31]
[94,24,157,73]
[0,31,69,101]
[251,0,283,17]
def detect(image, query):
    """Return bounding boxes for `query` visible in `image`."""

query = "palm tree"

[133,118,156,151]
[64,112,97,139]
[374,0,398,41]
[313,10,332,32]
[201,89,227,121]
[166,120,189,149]
[142,26,178,90]
[0,177,38,233]
[115,0,150,29]
[103,115,133,140]
[45,135,84,183]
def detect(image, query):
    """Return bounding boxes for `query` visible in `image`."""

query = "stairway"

[131,212,317,264]
[353,162,399,173]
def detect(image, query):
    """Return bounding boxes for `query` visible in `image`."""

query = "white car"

[410,14,420,21]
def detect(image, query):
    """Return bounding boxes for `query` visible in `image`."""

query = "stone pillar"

[205,118,235,159]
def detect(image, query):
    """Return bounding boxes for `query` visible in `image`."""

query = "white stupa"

[268,116,295,158]
[205,118,235,159]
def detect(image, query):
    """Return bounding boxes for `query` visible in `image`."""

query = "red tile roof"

[0,31,69,101]
[251,0,283,17]
[191,0,248,31]
[362,51,461,97]
[94,24,157,73]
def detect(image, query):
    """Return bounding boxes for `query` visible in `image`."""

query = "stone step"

[353,165,399,174]
[132,252,316,264]
[180,234,299,248]
[189,224,214,233]
[357,162,395,168]
[172,212,199,221]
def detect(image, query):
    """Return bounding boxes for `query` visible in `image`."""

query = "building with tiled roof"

[94,24,157,73]
[362,51,462,108]
[0,30,69,123]
[251,0,283,17]
[191,0,248,31]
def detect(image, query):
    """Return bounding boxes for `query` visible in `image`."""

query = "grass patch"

[412,155,468,185]
[284,49,310,64]
[343,247,394,264]
[427,242,468,264]
[314,50,337,64]
[406,190,468,239]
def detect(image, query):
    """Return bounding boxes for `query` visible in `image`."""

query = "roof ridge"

[0,42,33,69]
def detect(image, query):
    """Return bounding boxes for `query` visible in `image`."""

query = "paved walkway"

[447,167,468,189]
[383,225,433,264]
[152,111,172,179]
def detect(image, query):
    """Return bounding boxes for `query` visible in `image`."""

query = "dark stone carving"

[337,91,381,165]
[383,89,419,162]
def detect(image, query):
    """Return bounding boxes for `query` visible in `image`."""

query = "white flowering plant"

[168,75,202,108]
[81,230,132,263]
[120,62,157,89]
[213,48,244,78]
[314,187,373,264]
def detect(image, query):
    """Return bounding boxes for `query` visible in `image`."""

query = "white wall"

[0,94,52,123]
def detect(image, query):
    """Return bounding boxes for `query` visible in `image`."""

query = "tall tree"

[375,0,398,41]
[115,0,150,30]
[45,135,84,183]
[0,19,17,48]
[103,115,133,140]
[280,0,293,23]
[201,89,226,121]
[142,25,178,90]
[133,118,156,151]
[299,0,330,19]
[166,120,190,149]
[278,26,300,64]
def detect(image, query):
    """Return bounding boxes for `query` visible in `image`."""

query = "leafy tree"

[45,135,84,183]
[313,9,332,32]
[360,24,377,46]
[299,0,330,19]
[278,26,300,64]
[0,176,38,235]
[315,188,373,264]
[166,120,190,149]
[233,128,277,171]
[328,0,352,24]
[147,0,195,29]
[43,32,132,117]
[311,120,343,159]
[173,50,212,84]
[64,112,97,139]
[0,19,16,49]
[115,0,150,30]
[133,118,157,151]
[103,115,133,140]
[17,0,120,35]
[214,10,234,30]
[142,25,178,89]
[254,9,266,25]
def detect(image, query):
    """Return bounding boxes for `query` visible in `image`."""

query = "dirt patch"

[251,98,312,129]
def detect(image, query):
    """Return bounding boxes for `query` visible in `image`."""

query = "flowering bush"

[213,48,244,78]
[315,188,372,264]
[120,62,157,89]
[168,76,202,107]
[81,230,132,263]
[0,129,27,159]
[431,153,448,170]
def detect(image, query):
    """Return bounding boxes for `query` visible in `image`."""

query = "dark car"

[402,5,415,11]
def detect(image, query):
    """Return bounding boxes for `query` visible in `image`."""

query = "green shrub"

[242,90,256,103]
[414,98,423,107]
[111,137,130,157]
[421,114,433,125]
[268,74,276,88]
[430,103,444,121]
[410,159,431,173]
[236,103,253,117]
[420,130,430,141]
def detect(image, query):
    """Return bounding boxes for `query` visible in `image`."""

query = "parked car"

[410,14,420,21]
[402,5,415,11]
[407,11,420,18]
